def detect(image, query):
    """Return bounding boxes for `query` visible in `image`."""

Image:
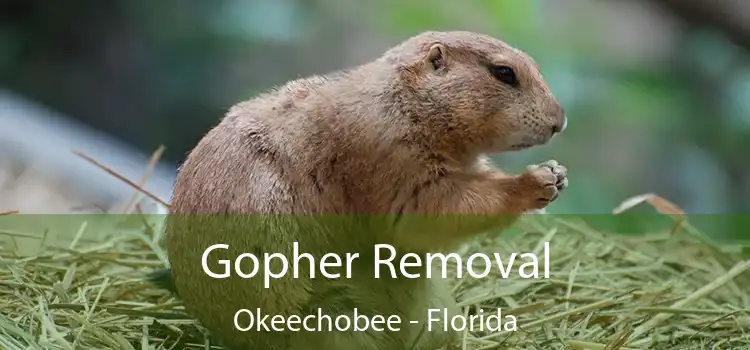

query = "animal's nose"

[552,115,567,135]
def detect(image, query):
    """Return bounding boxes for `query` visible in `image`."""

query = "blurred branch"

[652,0,750,51]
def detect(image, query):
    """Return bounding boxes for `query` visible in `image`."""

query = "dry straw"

[1,149,749,350]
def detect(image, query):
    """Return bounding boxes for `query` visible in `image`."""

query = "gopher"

[150,31,568,350]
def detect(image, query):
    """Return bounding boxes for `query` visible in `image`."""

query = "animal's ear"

[423,43,448,71]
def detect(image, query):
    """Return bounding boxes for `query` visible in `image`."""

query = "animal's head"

[382,31,567,155]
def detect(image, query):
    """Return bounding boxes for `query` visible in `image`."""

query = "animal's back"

[162,74,396,349]
[164,81,307,348]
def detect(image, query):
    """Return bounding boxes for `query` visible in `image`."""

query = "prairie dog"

[152,31,568,350]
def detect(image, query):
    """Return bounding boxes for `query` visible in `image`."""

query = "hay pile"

[1,209,749,350]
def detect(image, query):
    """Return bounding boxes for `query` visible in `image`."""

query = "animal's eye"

[489,65,518,86]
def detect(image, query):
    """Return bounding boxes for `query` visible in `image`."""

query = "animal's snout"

[547,100,566,135]
[552,114,567,135]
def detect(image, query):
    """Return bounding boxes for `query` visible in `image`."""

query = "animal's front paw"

[517,160,567,210]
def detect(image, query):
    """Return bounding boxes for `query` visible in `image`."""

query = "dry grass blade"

[72,150,170,208]
[612,193,685,215]
[120,145,166,213]
[612,193,689,238]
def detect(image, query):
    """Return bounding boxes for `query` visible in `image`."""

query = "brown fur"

[157,31,568,350]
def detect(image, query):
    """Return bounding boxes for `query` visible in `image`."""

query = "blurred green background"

[1,0,748,220]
